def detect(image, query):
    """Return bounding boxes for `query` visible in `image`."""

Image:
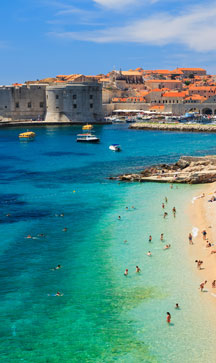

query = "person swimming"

[175,303,179,309]
[62,228,68,232]
[124,269,128,276]
[147,251,152,256]
[118,216,121,220]
[136,266,141,273]
[164,244,171,250]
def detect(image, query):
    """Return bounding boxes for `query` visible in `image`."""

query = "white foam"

[192,227,199,238]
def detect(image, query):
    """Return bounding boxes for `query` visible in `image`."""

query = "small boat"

[109,144,121,152]
[77,133,100,143]
[19,131,36,140]
[82,124,93,130]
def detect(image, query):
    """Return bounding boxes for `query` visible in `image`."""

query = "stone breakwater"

[110,156,216,184]
[129,123,216,132]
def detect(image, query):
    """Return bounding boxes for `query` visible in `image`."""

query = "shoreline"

[130,122,216,133]
[0,120,111,128]
[188,182,216,303]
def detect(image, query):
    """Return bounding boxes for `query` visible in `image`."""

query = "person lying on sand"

[195,260,203,269]
[211,250,216,254]
[206,241,212,248]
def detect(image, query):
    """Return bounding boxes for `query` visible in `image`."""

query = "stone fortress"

[0,82,103,123]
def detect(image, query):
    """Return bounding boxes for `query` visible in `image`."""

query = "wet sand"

[188,182,216,301]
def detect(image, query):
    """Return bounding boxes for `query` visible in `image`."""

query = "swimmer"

[165,197,168,203]
[147,251,152,256]
[126,207,129,210]
[212,280,216,288]
[60,213,64,217]
[149,235,152,242]
[200,280,207,292]
[162,203,165,209]
[164,244,171,250]
[38,233,45,237]
[124,240,127,243]
[175,303,179,309]
[55,264,62,270]
[118,216,121,220]
[136,266,141,273]
[166,312,171,324]
[56,291,61,296]
[172,207,176,217]
[26,235,32,239]
[131,206,135,209]
[62,228,68,232]
[6,214,11,217]
[188,233,193,245]
[163,212,168,218]
[124,269,128,276]
[160,233,164,241]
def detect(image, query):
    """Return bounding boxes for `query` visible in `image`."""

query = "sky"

[1,0,216,84]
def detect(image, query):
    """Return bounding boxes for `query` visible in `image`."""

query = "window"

[89,95,93,99]
[16,102,19,108]
[40,102,44,108]
[28,102,31,108]
[73,104,77,109]
[90,104,93,108]
[56,95,59,99]
[73,95,77,100]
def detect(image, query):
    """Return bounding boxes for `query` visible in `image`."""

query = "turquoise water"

[1,125,216,362]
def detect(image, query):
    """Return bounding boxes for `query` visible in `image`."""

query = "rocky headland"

[110,156,216,184]
[129,123,216,132]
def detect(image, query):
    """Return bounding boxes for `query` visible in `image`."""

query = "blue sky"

[1,0,216,84]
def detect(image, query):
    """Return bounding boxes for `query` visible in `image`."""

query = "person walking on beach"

[200,280,207,292]
[166,312,171,324]
[160,233,164,241]
[202,230,207,240]
[149,235,152,242]
[212,280,216,288]
[172,207,176,217]
[195,260,203,270]
[188,233,193,245]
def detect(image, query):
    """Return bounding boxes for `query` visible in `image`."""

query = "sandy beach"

[188,182,216,301]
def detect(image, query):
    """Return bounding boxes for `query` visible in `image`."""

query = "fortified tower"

[45,82,103,123]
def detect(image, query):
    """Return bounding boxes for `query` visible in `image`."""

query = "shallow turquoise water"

[1,125,216,362]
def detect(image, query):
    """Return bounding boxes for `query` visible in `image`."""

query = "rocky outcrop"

[110,156,216,184]
[130,123,216,133]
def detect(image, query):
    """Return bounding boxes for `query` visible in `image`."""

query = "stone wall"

[45,82,103,123]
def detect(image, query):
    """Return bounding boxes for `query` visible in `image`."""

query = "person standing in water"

[149,235,152,242]
[165,197,168,203]
[188,233,193,245]
[172,207,176,217]
[160,233,164,241]
[166,312,171,324]
[136,266,141,273]
[124,269,128,276]
[162,203,165,209]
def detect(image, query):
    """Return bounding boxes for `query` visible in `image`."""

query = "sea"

[1,124,216,363]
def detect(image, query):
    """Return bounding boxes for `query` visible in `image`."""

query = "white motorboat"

[109,144,121,152]
[77,133,100,143]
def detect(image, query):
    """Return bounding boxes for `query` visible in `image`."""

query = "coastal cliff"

[110,156,216,184]
[129,123,216,132]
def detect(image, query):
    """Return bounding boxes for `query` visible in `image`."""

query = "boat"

[82,124,93,130]
[19,131,36,140]
[77,133,100,143]
[109,144,121,152]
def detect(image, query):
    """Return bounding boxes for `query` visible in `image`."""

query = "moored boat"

[82,124,93,130]
[109,144,121,152]
[19,131,36,140]
[77,133,100,143]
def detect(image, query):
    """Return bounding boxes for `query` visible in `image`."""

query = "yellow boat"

[19,131,36,140]
[82,124,93,131]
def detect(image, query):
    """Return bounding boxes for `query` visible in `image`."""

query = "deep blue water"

[1,124,216,362]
